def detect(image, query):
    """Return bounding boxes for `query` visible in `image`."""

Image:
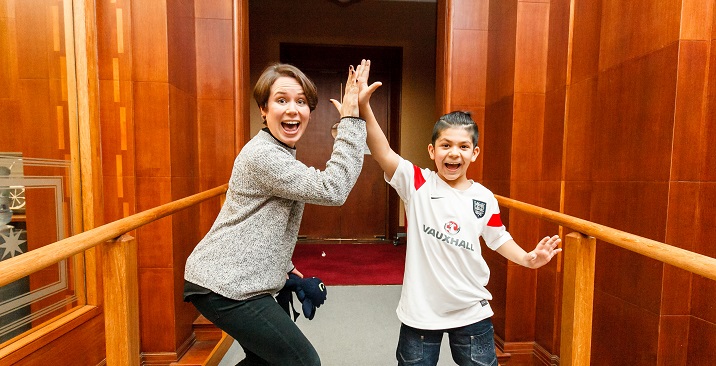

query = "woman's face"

[261,76,311,148]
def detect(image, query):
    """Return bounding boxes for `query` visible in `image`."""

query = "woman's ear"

[260,106,267,122]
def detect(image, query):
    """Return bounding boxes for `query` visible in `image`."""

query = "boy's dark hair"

[253,63,318,112]
[431,111,479,147]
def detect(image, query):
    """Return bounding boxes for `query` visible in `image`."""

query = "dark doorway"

[280,43,402,241]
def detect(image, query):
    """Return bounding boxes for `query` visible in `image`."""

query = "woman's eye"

[297,99,306,106]
[277,98,286,104]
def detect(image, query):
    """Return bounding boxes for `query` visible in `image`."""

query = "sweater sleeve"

[246,117,366,206]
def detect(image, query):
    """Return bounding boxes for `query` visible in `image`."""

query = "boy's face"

[428,127,480,188]
[261,76,311,148]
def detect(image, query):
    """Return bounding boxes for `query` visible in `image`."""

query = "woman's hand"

[332,62,361,118]
[289,267,304,279]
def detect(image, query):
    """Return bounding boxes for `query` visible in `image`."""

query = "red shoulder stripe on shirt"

[487,213,503,227]
[413,164,426,190]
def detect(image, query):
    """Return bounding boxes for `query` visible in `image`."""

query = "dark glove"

[276,273,327,321]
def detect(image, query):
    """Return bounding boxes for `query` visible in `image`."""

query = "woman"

[184,60,372,365]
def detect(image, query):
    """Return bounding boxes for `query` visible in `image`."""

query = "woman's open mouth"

[281,121,300,134]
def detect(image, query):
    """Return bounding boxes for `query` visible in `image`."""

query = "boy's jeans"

[396,318,498,366]
[187,291,320,366]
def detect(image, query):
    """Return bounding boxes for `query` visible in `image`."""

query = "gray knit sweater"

[184,117,366,300]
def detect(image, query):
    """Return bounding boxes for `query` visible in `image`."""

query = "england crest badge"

[473,200,486,219]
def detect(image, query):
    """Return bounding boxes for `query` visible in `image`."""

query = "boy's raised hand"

[527,235,562,268]
[330,59,382,113]
[356,59,382,107]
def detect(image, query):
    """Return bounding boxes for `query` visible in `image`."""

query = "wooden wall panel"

[196,18,234,100]
[680,0,713,41]
[134,82,171,177]
[545,0,570,91]
[663,182,697,315]
[135,176,173,265]
[657,316,689,365]
[591,289,659,365]
[670,41,708,181]
[687,317,716,365]
[598,0,681,71]
[168,0,196,96]
[138,267,175,352]
[453,0,488,30]
[593,44,678,182]
[485,0,516,106]
[570,0,601,84]
[542,88,565,180]
[510,93,545,181]
[483,96,513,182]
[704,26,716,182]
[514,2,548,94]
[451,29,487,106]
[169,85,198,178]
[131,0,168,82]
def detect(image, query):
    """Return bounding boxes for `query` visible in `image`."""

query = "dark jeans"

[396,318,498,366]
[187,291,320,366]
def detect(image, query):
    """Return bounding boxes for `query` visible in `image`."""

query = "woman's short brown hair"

[253,63,318,112]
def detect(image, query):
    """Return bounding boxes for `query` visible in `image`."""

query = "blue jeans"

[187,291,320,366]
[396,318,498,366]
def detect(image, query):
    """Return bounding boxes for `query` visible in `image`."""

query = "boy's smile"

[428,127,480,189]
[261,76,311,148]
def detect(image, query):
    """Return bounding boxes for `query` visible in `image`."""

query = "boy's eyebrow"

[437,137,472,145]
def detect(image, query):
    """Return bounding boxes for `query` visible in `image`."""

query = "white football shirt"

[388,158,513,329]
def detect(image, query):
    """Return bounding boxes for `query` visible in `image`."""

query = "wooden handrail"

[0,184,228,288]
[495,194,716,282]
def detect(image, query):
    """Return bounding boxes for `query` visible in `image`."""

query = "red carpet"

[292,243,406,285]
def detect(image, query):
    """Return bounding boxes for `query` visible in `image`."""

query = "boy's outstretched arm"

[331,60,400,180]
[358,61,400,179]
[496,235,562,269]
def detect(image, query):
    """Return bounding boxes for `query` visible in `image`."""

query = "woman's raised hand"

[332,62,361,118]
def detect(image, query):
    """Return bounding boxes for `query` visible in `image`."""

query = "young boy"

[339,61,562,366]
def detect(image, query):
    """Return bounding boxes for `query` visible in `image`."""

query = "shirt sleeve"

[481,194,513,250]
[247,118,366,206]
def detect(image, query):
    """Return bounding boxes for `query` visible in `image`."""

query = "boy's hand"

[526,235,562,269]
[330,59,382,113]
[356,59,382,108]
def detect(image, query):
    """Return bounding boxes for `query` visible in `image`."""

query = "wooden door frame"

[234,0,449,239]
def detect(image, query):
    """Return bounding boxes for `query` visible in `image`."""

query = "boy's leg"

[396,323,443,366]
[446,318,498,366]
[189,292,320,366]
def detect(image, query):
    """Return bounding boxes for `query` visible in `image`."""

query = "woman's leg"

[189,292,320,366]
[396,323,443,366]
[446,318,497,366]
